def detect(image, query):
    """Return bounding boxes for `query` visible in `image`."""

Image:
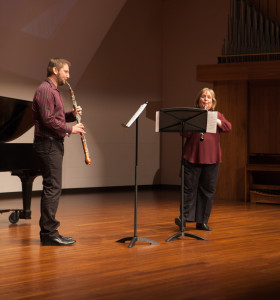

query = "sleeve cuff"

[65,125,72,137]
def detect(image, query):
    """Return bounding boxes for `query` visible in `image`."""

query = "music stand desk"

[157,107,209,242]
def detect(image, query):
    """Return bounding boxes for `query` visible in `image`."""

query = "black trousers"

[183,160,219,224]
[33,137,64,240]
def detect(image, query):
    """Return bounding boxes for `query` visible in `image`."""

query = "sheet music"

[206,111,217,133]
[122,102,148,128]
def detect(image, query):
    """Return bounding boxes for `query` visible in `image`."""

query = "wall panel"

[248,80,280,154]
[214,81,248,201]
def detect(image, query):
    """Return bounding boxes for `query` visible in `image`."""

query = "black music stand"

[157,107,208,242]
[116,102,160,248]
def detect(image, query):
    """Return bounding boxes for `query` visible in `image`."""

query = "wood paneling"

[214,81,248,202]
[197,61,280,82]
[197,61,280,202]
[249,80,280,153]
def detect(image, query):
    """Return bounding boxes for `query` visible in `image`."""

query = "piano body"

[0,96,41,223]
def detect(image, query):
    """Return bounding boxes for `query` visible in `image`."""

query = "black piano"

[0,96,41,223]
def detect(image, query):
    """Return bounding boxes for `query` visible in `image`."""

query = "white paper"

[206,111,217,133]
[122,102,148,128]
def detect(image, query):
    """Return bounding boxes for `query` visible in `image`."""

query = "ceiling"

[0,0,127,85]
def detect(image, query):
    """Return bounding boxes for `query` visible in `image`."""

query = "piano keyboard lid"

[0,96,34,143]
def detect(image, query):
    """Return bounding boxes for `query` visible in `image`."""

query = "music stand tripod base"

[166,230,206,242]
[116,236,160,248]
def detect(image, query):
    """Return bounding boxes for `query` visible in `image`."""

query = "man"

[32,58,85,246]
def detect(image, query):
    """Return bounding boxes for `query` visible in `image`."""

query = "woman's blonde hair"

[194,87,217,110]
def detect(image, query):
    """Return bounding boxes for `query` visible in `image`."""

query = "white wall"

[0,0,161,193]
[72,0,162,188]
[161,0,230,185]
[0,0,231,193]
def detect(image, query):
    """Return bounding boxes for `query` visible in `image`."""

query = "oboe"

[200,104,207,142]
[66,81,92,165]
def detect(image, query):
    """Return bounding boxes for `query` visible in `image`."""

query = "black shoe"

[196,223,212,231]
[175,217,186,229]
[41,236,76,246]
[59,235,74,241]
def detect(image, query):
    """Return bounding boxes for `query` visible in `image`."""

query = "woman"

[175,88,232,231]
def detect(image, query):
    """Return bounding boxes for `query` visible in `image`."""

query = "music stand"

[156,107,212,242]
[116,102,160,248]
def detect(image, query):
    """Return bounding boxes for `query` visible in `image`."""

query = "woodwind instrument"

[200,104,207,142]
[66,81,92,165]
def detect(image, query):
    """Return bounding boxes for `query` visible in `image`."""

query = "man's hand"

[72,106,82,117]
[72,123,85,134]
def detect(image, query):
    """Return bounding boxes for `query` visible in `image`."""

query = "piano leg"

[12,170,41,219]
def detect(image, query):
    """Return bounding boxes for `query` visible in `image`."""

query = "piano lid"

[0,96,34,142]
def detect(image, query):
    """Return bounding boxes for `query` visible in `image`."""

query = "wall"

[0,0,232,195]
[161,0,230,186]
[66,0,162,188]
[0,0,161,193]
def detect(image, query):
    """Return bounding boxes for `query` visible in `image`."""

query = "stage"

[0,188,280,299]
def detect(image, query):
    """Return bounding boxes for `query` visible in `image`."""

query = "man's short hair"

[47,58,71,76]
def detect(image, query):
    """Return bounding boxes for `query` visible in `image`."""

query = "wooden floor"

[1,188,280,300]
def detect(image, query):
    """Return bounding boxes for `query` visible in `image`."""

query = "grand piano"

[0,96,41,223]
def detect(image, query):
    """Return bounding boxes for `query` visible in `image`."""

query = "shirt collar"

[46,77,58,90]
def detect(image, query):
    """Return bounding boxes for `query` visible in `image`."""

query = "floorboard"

[0,189,280,299]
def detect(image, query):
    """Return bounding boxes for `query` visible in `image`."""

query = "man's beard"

[57,74,65,86]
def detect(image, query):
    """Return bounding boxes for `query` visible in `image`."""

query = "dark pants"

[33,137,64,240]
[183,160,219,224]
